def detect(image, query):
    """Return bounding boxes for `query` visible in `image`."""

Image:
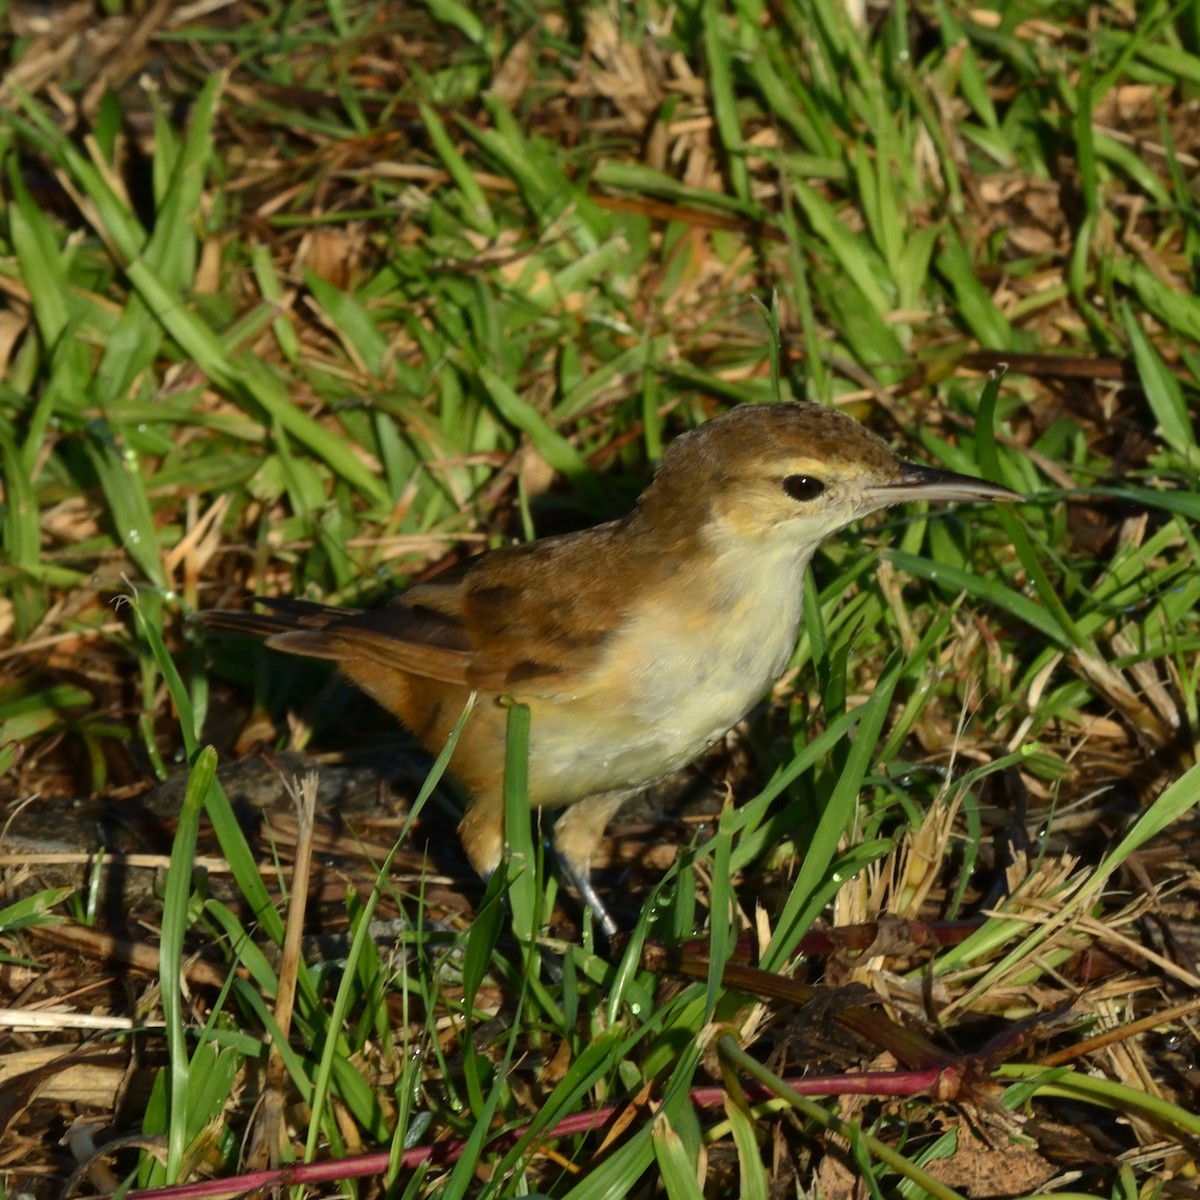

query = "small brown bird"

[203,402,1018,935]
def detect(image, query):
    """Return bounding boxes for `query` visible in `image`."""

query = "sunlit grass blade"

[160,744,216,1183]
[305,695,477,1162]
[760,654,903,971]
[502,699,540,946]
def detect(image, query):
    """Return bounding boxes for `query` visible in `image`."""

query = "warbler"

[203,401,1018,934]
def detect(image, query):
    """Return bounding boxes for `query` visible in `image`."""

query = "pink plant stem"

[113,1066,955,1200]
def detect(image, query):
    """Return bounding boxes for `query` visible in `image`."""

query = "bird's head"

[642,402,1019,552]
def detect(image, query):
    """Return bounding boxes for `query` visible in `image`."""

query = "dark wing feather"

[457,523,628,693]
[200,594,474,686]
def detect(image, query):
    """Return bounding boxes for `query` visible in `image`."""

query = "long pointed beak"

[866,462,1022,506]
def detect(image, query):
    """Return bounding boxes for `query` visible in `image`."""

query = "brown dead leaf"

[924,1117,1056,1196]
[489,27,536,107]
[302,226,364,290]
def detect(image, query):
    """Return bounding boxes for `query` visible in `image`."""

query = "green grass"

[2,0,1200,1195]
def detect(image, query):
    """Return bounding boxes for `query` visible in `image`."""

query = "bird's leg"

[463,783,636,937]
[458,796,506,880]
[551,789,636,939]
[553,849,618,939]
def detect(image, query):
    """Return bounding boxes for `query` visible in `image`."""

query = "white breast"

[526,532,813,804]
[622,542,807,755]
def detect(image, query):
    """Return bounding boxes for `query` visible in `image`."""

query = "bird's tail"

[196,597,357,642]
[198,598,473,685]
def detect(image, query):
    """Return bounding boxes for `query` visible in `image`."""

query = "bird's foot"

[552,846,618,940]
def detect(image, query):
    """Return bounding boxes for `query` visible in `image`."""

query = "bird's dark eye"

[783,474,826,502]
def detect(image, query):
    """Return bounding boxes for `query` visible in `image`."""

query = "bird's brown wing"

[456,524,628,694]
[202,519,637,695]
